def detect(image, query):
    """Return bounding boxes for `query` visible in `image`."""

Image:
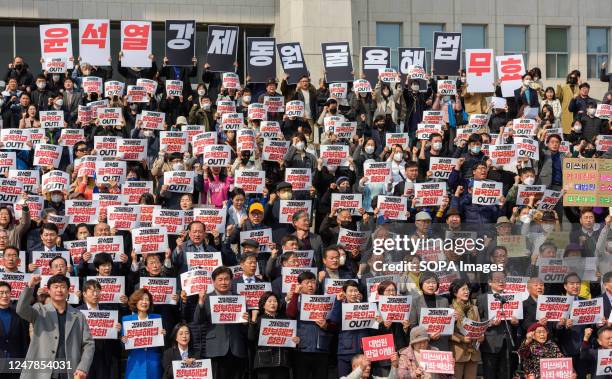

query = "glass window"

[504,25,528,67]
[15,23,41,73]
[376,23,401,69]
[462,25,486,68]
[0,22,13,75]
[587,27,608,78]
[546,27,568,78]
[419,23,444,72]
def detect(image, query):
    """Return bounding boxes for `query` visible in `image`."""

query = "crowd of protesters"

[0,35,610,379]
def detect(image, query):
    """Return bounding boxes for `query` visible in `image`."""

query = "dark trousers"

[255,367,290,379]
[212,353,246,379]
[337,354,353,378]
[294,352,329,379]
[482,339,518,379]
[570,354,588,379]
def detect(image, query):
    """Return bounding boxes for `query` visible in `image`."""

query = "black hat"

[276,181,292,191]
[241,239,260,248]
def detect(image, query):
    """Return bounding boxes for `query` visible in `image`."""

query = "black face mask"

[376,123,385,129]
[14,64,22,70]
[568,76,578,85]
[340,220,353,228]
[583,149,596,158]
[329,108,337,114]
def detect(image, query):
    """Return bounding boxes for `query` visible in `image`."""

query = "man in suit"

[477,271,519,379]
[570,209,603,257]
[0,281,29,379]
[292,210,324,269]
[555,273,593,378]
[231,252,263,294]
[317,245,354,285]
[17,274,95,379]
[602,272,612,320]
[28,223,68,273]
[76,279,122,379]
[194,266,248,379]
[514,72,540,113]
[62,77,82,123]
[521,276,548,336]
[173,221,220,275]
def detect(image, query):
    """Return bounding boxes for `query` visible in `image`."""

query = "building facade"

[2,0,612,97]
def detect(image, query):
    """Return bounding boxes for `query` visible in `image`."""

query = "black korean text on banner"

[136,205,158,228]
[1,129,31,151]
[206,25,239,73]
[341,303,377,331]
[117,139,148,161]
[0,178,23,204]
[123,318,164,349]
[248,103,266,120]
[222,73,240,89]
[202,145,232,167]
[433,32,461,76]
[33,144,62,168]
[160,131,188,154]
[126,85,148,103]
[165,20,195,66]
[322,42,353,83]
[79,19,110,67]
[535,295,572,321]
[361,47,390,88]
[14,194,43,220]
[247,37,276,83]
[192,207,227,234]
[277,42,308,85]
[122,181,153,204]
[237,282,272,310]
[281,267,317,294]
[163,171,195,193]
[9,170,39,194]
[86,235,124,262]
[120,21,152,68]
[278,200,312,224]
[132,227,169,254]
[97,107,122,126]
[240,228,273,253]
[331,193,362,216]
[140,277,177,305]
[262,139,290,161]
[337,228,371,254]
[152,208,185,235]
[81,310,118,339]
[172,359,212,379]
[258,319,297,348]
[95,160,126,185]
[413,182,447,207]
[300,295,334,321]
[398,47,427,88]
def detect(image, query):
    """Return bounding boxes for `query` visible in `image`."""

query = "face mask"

[279,192,293,200]
[470,146,481,154]
[364,145,375,154]
[198,89,206,96]
[143,130,154,137]
[460,76,466,83]
[411,84,420,92]
[442,95,451,103]
[51,194,63,203]
[340,220,352,228]
[202,103,211,111]
[523,177,535,186]
[36,82,46,90]
[376,123,385,129]
[573,124,582,132]
[82,71,91,77]
[14,64,22,70]
[583,149,596,158]
[541,223,554,233]
[382,90,390,96]
[52,74,60,82]
[432,142,442,151]
[242,96,251,103]
[295,142,305,151]
[172,163,185,171]
[523,79,531,87]
[519,215,531,224]
[54,99,63,107]
[339,255,346,266]
[569,76,578,84]
[587,108,596,117]
[393,152,403,162]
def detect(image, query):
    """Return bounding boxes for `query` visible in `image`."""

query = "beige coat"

[450,300,481,363]
[556,83,579,134]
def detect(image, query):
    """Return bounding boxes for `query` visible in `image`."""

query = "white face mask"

[51,194,63,203]
[519,215,531,224]
[364,145,375,154]
[339,255,346,266]
[393,152,403,162]
[523,177,535,186]
[541,223,555,233]
[523,79,531,87]
[242,96,251,103]
[432,142,442,151]
[295,142,305,151]
[202,103,211,111]
[52,74,60,82]
[54,99,63,107]
[573,124,582,132]
[587,108,596,117]
[172,163,185,171]
[198,89,206,96]
[143,130,154,137]
[36,82,46,90]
